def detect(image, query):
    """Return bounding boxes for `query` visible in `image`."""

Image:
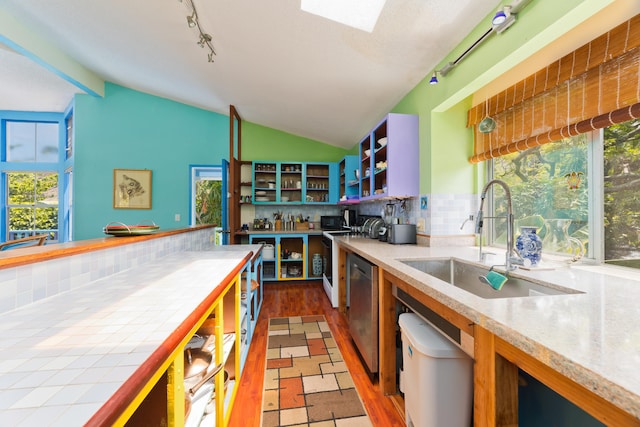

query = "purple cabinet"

[359,113,418,201]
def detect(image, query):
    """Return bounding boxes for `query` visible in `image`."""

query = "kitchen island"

[0,227,262,426]
[336,236,640,426]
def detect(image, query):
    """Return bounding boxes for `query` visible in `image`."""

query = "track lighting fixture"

[198,33,212,48]
[186,13,196,28]
[179,0,216,63]
[492,6,515,33]
[492,8,507,26]
[428,0,531,85]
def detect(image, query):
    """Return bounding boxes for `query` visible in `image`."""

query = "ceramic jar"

[312,254,323,276]
[516,226,542,265]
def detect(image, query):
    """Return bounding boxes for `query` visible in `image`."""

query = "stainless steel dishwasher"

[348,252,379,374]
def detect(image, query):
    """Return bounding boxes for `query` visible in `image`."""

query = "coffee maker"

[343,208,357,229]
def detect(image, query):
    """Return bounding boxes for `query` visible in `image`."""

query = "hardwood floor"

[227,281,405,426]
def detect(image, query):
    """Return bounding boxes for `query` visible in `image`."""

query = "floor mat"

[261,315,372,426]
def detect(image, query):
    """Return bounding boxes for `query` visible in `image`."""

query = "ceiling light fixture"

[492,7,508,26]
[429,0,531,83]
[186,13,197,28]
[492,6,515,33]
[429,72,438,85]
[180,0,216,63]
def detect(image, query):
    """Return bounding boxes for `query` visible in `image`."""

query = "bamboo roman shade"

[468,14,640,163]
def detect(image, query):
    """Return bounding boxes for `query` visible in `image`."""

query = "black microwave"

[321,215,343,230]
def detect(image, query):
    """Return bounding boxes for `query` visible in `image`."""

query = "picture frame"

[113,169,152,209]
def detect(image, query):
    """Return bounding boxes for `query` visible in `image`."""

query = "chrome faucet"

[475,179,521,271]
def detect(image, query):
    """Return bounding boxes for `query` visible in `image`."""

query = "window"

[491,119,640,269]
[603,119,640,268]
[6,121,59,162]
[6,172,58,241]
[190,165,228,245]
[2,116,64,243]
[492,134,589,257]
[65,113,73,160]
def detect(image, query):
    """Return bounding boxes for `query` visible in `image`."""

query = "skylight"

[300,0,386,33]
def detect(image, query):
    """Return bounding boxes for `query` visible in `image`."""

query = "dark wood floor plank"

[228,281,404,426]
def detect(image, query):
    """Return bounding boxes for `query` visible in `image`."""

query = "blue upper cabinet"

[338,155,359,204]
[280,162,304,203]
[304,162,337,204]
[253,161,279,204]
[252,161,337,204]
[359,113,419,201]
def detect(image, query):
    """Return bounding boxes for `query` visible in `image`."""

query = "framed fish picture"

[113,169,152,209]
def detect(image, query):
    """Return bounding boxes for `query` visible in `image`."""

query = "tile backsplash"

[357,194,477,236]
[0,228,216,315]
[419,193,478,235]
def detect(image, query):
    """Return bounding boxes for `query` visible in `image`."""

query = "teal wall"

[242,121,348,162]
[73,83,228,240]
[73,83,345,240]
[391,0,617,195]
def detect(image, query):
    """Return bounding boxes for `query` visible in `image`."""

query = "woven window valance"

[468,14,640,163]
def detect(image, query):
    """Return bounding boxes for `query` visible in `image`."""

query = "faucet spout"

[476,179,517,271]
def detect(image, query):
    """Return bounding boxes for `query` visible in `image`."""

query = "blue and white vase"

[516,226,542,265]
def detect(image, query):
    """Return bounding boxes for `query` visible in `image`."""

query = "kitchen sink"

[400,258,583,299]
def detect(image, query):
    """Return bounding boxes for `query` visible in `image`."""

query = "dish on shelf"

[364,149,371,157]
[376,137,388,149]
[255,190,267,196]
[103,221,159,236]
[281,196,289,202]
[255,197,270,202]
[375,161,387,169]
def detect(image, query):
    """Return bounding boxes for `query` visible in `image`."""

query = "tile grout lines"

[261,315,372,426]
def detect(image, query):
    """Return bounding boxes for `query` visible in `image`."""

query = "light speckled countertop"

[0,246,257,426]
[240,229,324,235]
[336,236,640,419]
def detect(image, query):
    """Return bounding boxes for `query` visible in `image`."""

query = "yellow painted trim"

[112,276,238,426]
[167,350,185,426]
[214,300,225,426]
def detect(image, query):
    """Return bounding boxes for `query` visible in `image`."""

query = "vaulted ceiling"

[0,0,500,148]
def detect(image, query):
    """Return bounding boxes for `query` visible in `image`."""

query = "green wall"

[242,121,348,162]
[391,0,616,195]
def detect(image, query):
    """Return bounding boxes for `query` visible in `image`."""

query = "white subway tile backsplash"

[0,228,216,315]
[417,193,478,236]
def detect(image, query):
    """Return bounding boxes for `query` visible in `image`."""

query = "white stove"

[322,229,351,307]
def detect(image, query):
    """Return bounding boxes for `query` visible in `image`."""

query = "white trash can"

[398,313,473,427]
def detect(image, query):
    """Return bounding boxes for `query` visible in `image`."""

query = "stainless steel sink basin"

[400,258,583,299]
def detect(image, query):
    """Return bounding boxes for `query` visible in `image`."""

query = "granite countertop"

[241,229,324,235]
[0,247,256,426]
[336,236,640,419]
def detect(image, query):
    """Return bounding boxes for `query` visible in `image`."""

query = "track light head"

[492,11,507,26]
[429,72,438,85]
[187,13,196,28]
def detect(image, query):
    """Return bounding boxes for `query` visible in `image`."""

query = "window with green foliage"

[493,135,589,258]
[7,172,58,241]
[491,119,640,269]
[603,119,640,267]
[195,178,222,226]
